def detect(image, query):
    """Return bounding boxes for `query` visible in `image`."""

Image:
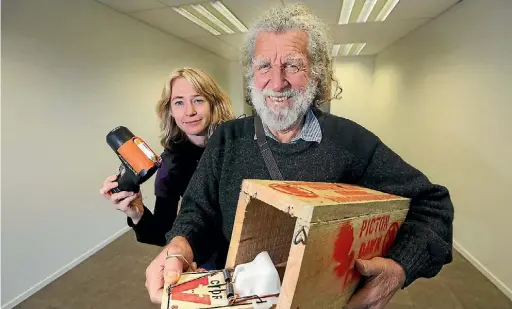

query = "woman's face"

[170,77,211,137]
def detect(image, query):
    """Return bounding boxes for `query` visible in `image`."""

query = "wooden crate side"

[226,191,251,268]
[244,180,404,203]
[241,180,315,223]
[226,192,298,269]
[242,180,408,222]
[264,180,404,203]
[276,221,309,309]
[310,198,410,223]
[288,209,409,309]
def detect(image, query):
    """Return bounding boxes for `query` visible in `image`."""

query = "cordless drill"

[106,126,162,194]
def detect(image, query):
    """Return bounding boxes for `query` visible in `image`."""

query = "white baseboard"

[453,240,512,301]
[1,226,131,309]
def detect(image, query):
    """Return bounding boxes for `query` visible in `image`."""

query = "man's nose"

[269,66,288,91]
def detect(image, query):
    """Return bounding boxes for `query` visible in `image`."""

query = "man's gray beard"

[249,80,317,132]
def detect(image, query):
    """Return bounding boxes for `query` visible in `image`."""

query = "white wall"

[1,0,243,307]
[226,61,247,117]
[333,0,512,299]
[330,56,376,129]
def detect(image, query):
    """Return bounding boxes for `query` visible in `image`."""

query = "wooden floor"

[14,230,512,309]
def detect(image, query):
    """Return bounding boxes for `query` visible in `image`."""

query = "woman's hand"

[100,175,144,224]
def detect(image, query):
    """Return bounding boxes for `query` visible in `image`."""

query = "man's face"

[250,30,317,131]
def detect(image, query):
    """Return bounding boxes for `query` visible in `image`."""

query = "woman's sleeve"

[127,153,190,247]
[127,195,180,247]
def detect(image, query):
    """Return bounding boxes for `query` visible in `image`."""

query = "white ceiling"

[95,0,462,61]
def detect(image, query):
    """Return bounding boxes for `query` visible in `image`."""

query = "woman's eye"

[174,101,183,106]
[193,98,204,104]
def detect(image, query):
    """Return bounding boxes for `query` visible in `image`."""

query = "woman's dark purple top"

[127,139,204,246]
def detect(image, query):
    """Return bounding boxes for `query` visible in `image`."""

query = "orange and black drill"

[106,126,162,194]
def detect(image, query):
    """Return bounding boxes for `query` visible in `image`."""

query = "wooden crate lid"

[240,180,410,224]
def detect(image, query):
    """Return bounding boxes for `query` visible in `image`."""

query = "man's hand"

[144,237,195,303]
[345,257,405,309]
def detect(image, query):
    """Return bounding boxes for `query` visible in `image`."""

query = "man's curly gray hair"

[241,3,342,107]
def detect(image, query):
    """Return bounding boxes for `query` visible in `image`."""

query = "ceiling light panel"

[375,0,400,21]
[191,4,235,34]
[357,0,377,23]
[338,0,400,24]
[343,43,354,56]
[171,1,247,36]
[352,43,367,55]
[331,43,367,57]
[332,44,341,57]
[210,1,248,33]
[172,7,221,35]
[338,0,355,25]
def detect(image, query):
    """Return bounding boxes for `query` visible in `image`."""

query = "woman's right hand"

[99,175,144,224]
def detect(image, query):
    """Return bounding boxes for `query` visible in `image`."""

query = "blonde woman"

[100,67,235,248]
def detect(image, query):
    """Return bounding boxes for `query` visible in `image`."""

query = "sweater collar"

[253,107,322,143]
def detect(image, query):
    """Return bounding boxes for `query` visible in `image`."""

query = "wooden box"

[225,179,410,309]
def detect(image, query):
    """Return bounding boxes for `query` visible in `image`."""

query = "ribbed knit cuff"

[127,206,151,230]
[164,225,202,260]
[385,233,431,288]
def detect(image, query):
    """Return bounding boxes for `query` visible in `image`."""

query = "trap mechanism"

[162,252,281,309]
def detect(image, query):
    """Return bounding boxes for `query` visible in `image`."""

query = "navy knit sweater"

[165,109,454,287]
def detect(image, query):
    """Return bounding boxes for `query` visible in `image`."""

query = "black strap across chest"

[254,115,284,181]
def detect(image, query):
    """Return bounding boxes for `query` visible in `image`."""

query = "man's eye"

[258,64,270,72]
[285,64,299,73]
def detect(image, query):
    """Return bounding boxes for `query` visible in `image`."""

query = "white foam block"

[233,251,281,308]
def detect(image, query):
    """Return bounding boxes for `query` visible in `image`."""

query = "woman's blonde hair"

[156,67,235,149]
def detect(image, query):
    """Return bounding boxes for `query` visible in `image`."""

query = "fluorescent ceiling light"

[172,7,221,35]
[191,4,234,34]
[353,43,367,55]
[339,0,399,24]
[343,43,354,56]
[357,0,377,23]
[332,44,341,57]
[375,0,400,21]
[211,1,248,33]
[338,0,355,25]
[333,43,366,56]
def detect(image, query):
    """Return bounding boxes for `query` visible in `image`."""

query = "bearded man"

[144,4,454,309]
